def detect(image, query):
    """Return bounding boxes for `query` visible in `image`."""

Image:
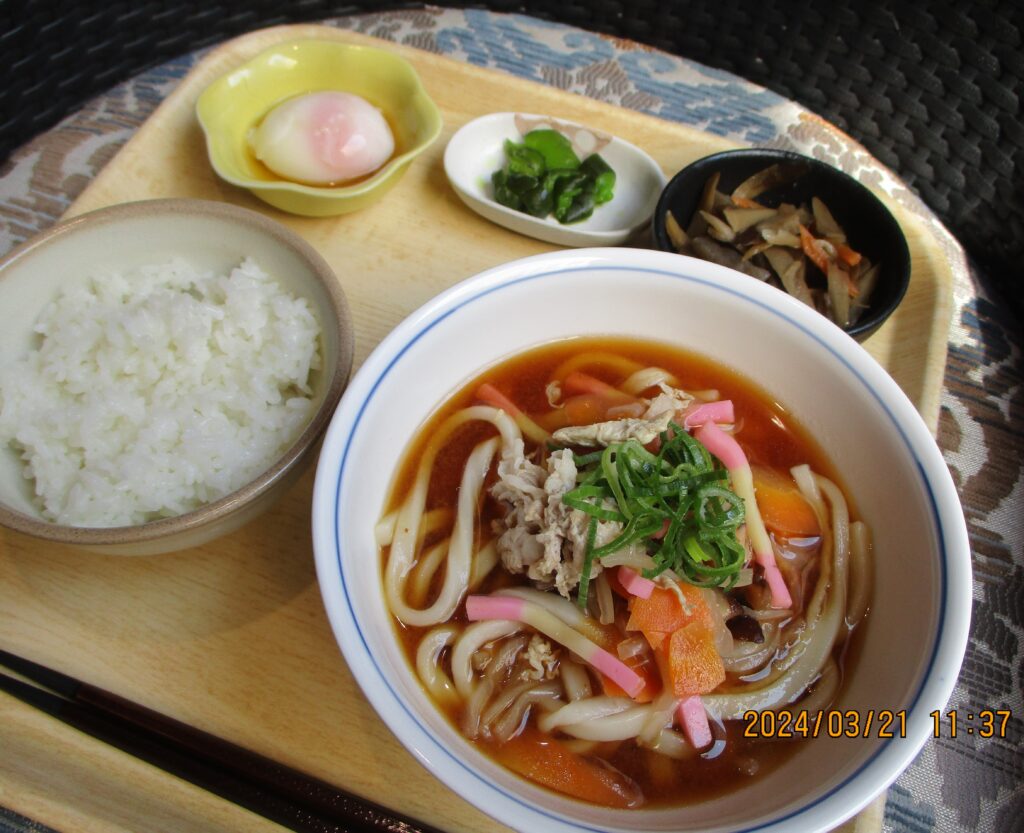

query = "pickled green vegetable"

[491,128,616,225]
[522,129,581,170]
[491,170,521,210]
[503,141,545,177]
[550,170,592,224]
[580,154,616,205]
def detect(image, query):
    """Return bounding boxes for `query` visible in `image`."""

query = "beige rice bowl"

[0,256,321,528]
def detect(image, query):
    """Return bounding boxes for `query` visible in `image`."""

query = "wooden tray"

[0,23,951,833]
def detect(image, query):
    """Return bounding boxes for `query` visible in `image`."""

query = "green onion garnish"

[562,422,746,607]
[576,515,599,611]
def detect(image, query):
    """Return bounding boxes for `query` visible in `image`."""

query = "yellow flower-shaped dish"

[197,39,443,217]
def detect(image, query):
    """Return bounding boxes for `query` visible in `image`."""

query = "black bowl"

[651,149,911,341]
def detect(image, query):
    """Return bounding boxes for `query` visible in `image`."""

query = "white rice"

[0,256,321,527]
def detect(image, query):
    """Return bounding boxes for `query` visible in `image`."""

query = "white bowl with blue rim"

[311,247,970,832]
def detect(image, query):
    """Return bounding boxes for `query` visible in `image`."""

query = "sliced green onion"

[572,450,604,467]
[562,424,747,607]
[576,516,599,611]
[562,485,625,522]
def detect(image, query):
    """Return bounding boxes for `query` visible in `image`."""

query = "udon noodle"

[379,338,870,807]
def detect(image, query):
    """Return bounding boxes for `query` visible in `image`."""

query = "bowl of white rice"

[0,198,353,554]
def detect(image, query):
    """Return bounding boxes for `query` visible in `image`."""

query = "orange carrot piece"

[835,242,863,267]
[563,371,637,405]
[539,375,644,430]
[561,393,641,426]
[645,630,668,651]
[536,408,571,431]
[550,352,644,385]
[626,588,674,635]
[537,401,646,432]
[799,224,830,274]
[751,466,821,537]
[477,382,524,416]
[732,196,765,209]
[563,394,608,426]
[626,584,713,643]
[663,621,726,697]
[476,382,550,444]
[492,727,641,808]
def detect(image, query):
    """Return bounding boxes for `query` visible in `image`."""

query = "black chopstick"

[0,649,444,833]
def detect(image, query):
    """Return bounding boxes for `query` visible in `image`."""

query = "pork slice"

[493,446,612,597]
[551,408,674,448]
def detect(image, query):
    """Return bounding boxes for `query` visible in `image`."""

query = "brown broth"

[383,336,862,807]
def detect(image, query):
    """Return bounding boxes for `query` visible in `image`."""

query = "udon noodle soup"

[377,338,871,808]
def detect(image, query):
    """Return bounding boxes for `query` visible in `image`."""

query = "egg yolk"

[251,91,395,185]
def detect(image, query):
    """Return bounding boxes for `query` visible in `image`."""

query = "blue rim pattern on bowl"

[315,252,967,833]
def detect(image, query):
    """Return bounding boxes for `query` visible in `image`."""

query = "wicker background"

[2,0,1022,312]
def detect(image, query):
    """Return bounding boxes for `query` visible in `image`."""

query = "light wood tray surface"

[0,23,951,833]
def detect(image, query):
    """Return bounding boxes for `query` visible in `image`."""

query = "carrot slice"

[563,372,639,405]
[564,394,610,426]
[662,621,726,697]
[550,352,644,384]
[799,224,830,274]
[475,383,549,444]
[626,584,712,639]
[532,395,618,432]
[835,241,863,267]
[476,382,522,415]
[751,465,821,537]
[645,630,668,651]
[492,727,642,808]
[558,393,646,425]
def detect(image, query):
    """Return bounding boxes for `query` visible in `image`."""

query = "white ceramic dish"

[0,199,353,555]
[443,113,667,246]
[312,248,970,832]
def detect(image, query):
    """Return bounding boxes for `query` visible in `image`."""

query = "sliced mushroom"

[665,210,689,251]
[762,247,813,307]
[827,261,852,328]
[759,226,801,248]
[811,197,846,242]
[698,171,721,214]
[700,210,736,243]
[854,261,881,313]
[740,241,774,262]
[782,260,815,307]
[723,207,777,234]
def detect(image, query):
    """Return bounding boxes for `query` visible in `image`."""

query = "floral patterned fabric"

[0,9,1019,833]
